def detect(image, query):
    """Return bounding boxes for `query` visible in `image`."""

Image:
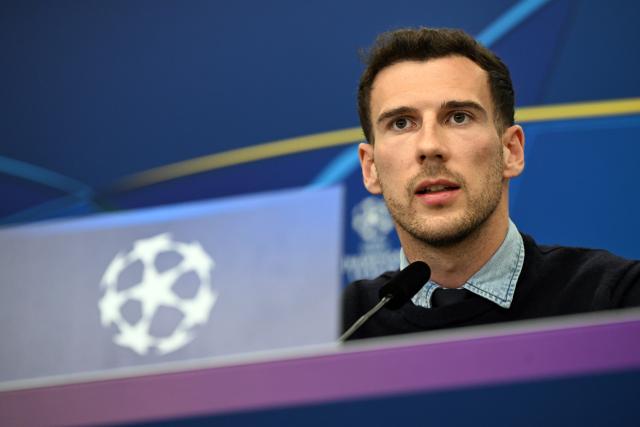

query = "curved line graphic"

[308,145,361,189]
[0,156,93,197]
[116,128,363,191]
[0,157,98,225]
[116,97,640,191]
[515,98,640,122]
[476,0,551,46]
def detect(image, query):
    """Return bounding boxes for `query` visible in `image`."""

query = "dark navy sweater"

[342,234,640,340]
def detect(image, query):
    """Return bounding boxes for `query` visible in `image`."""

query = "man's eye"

[450,112,470,125]
[392,118,413,130]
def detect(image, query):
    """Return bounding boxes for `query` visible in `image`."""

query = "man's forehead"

[370,56,492,114]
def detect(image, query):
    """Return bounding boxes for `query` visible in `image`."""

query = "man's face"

[359,56,523,247]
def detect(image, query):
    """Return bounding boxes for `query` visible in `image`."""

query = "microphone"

[339,261,430,342]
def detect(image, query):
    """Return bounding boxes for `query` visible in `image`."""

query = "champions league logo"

[343,197,401,282]
[351,196,395,244]
[98,233,217,355]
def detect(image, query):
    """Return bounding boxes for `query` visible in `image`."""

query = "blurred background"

[2,0,640,285]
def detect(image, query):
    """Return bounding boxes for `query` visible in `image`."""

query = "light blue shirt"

[401,219,525,309]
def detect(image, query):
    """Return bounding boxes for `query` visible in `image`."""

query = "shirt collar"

[400,219,524,309]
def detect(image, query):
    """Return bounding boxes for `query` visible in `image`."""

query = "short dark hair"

[357,27,515,143]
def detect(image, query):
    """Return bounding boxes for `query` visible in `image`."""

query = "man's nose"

[415,120,449,163]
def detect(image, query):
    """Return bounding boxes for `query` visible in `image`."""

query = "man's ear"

[502,124,525,179]
[358,142,382,194]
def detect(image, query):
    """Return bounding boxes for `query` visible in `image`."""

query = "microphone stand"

[339,261,430,342]
[338,294,392,342]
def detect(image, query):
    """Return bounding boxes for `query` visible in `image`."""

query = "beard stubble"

[380,144,505,248]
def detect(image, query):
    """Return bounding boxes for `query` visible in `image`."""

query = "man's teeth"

[416,184,460,194]
[424,185,449,193]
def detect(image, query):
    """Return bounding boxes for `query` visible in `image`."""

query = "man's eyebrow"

[441,100,486,114]
[375,106,419,125]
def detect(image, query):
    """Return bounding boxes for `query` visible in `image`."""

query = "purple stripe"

[2,318,640,426]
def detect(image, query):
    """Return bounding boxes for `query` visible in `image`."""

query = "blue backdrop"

[2,0,640,284]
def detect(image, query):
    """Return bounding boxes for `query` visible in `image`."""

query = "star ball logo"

[343,197,400,283]
[98,233,217,355]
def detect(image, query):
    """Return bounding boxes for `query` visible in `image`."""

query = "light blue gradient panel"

[8,186,336,235]
[0,186,343,384]
[308,0,551,188]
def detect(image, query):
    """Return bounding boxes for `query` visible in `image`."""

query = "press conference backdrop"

[0,0,640,281]
[2,2,640,282]
[2,3,640,424]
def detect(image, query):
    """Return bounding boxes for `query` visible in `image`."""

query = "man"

[342,27,640,340]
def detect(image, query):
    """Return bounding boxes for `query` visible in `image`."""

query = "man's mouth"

[414,180,461,205]
[415,181,461,195]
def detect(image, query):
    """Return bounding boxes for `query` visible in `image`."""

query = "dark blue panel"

[0,0,512,189]
[542,0,640,103]
[512,116,640,259]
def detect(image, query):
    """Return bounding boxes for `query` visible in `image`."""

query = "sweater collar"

[400,219,525,309]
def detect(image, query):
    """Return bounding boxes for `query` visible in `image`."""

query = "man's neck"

[401,214,509,288]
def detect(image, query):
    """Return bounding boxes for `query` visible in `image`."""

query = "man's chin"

[417,228,472,247]
[404,217,481,248]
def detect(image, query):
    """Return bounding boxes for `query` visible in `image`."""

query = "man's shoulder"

[522,233,638,270]
[519,233,640,309]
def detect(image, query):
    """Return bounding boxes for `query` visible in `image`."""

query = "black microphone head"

[378,261,431,310]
